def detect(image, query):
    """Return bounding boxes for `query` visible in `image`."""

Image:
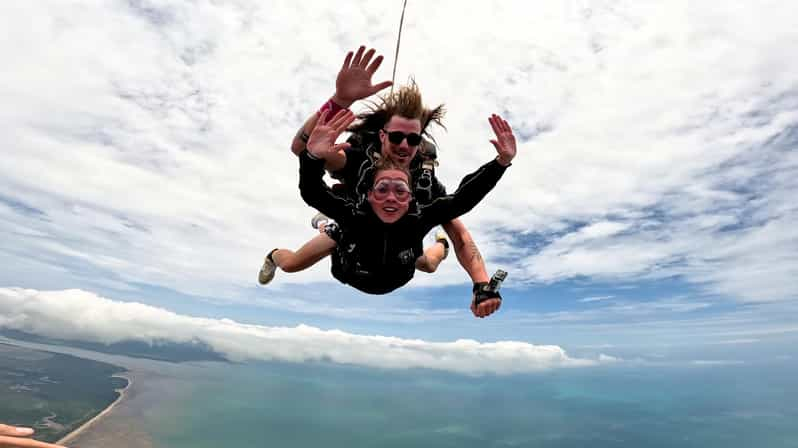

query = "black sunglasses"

[383,129,422,147]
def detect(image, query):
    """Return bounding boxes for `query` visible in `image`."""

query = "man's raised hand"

[306,109,355,159]
[488,114,517,166]
[331,46,393,108]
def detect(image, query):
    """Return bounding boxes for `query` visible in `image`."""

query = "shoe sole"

[258,257,276,285]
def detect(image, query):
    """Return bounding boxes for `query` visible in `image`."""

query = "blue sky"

[1,0,797,374]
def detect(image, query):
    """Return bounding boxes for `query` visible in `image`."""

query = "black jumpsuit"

[299,150,508,295]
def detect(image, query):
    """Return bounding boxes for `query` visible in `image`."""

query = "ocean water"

[145,361,798,448]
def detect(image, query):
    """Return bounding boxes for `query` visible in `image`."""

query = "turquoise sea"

[143,360,798,448]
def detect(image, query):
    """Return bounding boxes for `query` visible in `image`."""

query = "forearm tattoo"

[468,241,483,264]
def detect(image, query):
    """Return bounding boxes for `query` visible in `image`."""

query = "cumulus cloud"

[0,0,796,308]
[0,288,610,375]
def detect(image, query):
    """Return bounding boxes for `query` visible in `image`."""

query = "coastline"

[1,337,193,448]
[56,372,132,446]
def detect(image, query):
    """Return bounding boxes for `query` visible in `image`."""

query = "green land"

[0,342,126,443]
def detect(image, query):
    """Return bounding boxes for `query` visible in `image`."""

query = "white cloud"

[706,339,759,345]
[689,360,745,367]
[578,344,615,349]
[579,295,614,303]
[518,295,714,326]
[0,287,610,375]
[598,353,621,363]
[0,0,796,307]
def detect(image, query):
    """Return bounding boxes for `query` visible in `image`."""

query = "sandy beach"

[55,366,170,448]
[56,373,132,446]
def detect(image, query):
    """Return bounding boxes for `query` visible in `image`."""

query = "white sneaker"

[311,212,329,230]
[435,230,449,260]
[258,253,276,285]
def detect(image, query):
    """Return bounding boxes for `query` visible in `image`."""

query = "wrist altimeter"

[473,269,508,306]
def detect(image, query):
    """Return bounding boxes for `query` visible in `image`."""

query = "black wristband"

[303,149,321,161]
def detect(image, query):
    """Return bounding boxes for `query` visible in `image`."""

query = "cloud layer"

[0,288,607,375]
[0,1,796,307]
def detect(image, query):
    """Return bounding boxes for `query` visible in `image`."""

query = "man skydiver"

[261,45,502,318]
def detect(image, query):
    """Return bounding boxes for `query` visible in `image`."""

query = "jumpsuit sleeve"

[299,150,356,222]
[418,158,508,230]
[431,176,447,198]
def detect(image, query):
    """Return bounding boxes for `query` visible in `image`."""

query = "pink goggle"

[372,179,412,202]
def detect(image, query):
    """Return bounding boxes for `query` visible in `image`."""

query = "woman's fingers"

[329,110,355,133]
[316,109,330,127]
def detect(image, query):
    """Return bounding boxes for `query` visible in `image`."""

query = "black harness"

[413,137,439,204]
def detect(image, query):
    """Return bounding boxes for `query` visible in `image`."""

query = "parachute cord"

[390,0,408,94]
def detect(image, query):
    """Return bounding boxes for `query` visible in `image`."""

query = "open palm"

[334,46,393,106]
[307,109,355,158]
[488,114,517,164]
